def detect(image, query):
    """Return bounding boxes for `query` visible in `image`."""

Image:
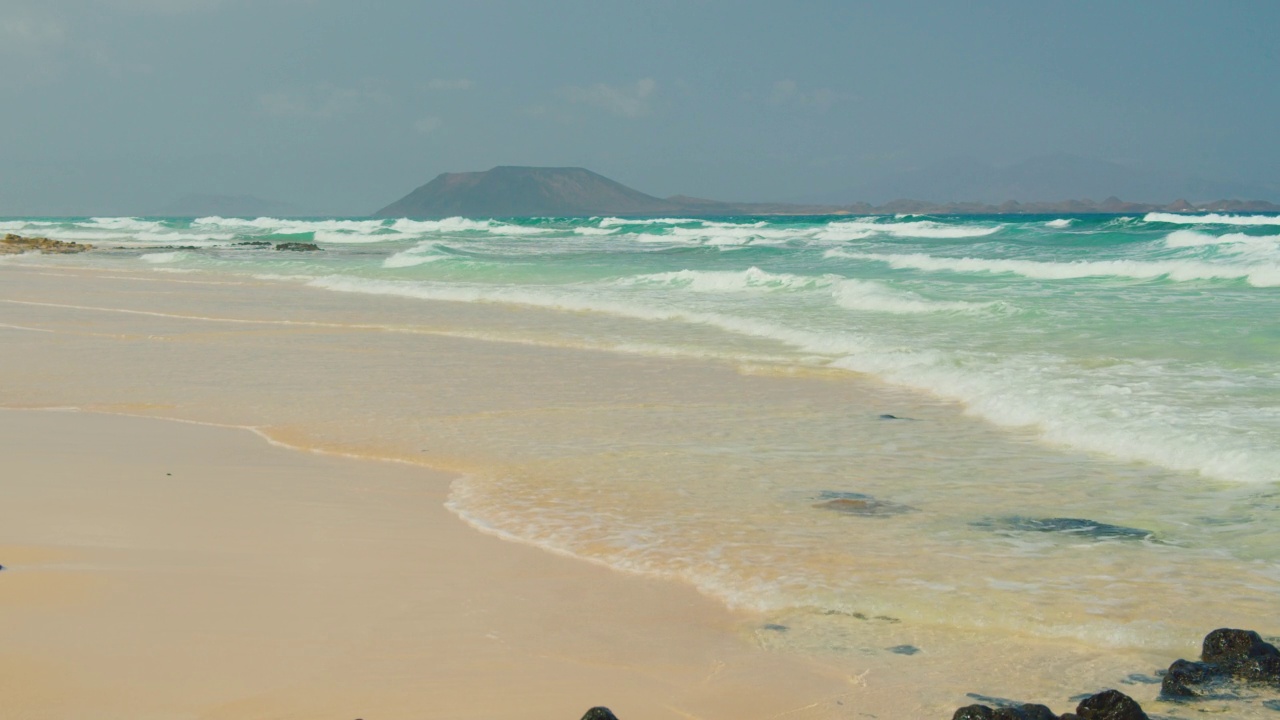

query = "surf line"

[0,298,409,334]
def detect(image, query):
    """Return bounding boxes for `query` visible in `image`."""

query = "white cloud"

[258,82,388,119]
[426,78,473,91]
[560,78,656,117]
[769,79,841,110]
[413,115,443,134]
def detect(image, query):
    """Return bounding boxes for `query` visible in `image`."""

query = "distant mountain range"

[376,166,1280,218]
[842,154,1280,207]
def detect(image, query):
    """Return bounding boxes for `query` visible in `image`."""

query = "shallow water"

[3,212,1279,716]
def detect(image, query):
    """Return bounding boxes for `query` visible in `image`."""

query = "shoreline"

[2,259,1276,718]
[0,407,853,719]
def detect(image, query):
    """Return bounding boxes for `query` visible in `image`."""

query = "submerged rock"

[1162,628,1280,699]
[814,491,916,517]
[952,690,1146,720]
[887,644,920,655]
[974,516,1153,541]
[274,242,322,251]
[1,233,93,254]
[951,703,1056,720]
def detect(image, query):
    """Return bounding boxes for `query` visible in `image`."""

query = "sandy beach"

[4,257,1273,719]
[0,407,850,720]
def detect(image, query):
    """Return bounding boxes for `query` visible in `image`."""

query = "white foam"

[1144,212,1280,226]
[667,225,807,246]
[615,267,833,293]
[193,216,387,234]
[139,252,185,264]
[1163,230,1280,259]
[88,217,169,232]
[390,217,493,233]
[831,279,995,314]
[831,350,1280,484]
[822,219,1002,239]
[305,275,871,357]
[598,217,701,227]
[573,227,619,236]
[382,241,448,268]
[1045,219,1074,228]
[829,249,1280,286]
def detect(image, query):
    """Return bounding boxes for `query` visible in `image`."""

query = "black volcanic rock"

[1074,690,1148,720]
[1161,629,1280,699]
[376,166,699,218]
[1201,628,1280,666]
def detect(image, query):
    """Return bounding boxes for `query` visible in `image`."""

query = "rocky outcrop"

[274,242,322,252]
[952,690,1147,720]
[1,234,93,254]
[1161,628,1280,698]
[580,708,619,720]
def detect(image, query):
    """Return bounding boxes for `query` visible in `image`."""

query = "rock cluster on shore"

[951,629,1280,720]
[1161,628,1280,698]
[1,234,93,254]
[953,689,1147,720]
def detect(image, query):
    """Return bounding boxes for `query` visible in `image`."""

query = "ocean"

[4,212,1279,713]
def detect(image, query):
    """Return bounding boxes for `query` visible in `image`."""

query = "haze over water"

[4,212,1280,714]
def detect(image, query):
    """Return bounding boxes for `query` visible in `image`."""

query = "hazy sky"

[2,0,1277,215]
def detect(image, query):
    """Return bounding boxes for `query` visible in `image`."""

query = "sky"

[1,0,1277,215]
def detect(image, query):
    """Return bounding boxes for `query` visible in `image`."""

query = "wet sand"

[0,408,851,720]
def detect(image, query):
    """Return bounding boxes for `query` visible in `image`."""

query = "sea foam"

[828,249,1280,286]
[1144,212,1280,226]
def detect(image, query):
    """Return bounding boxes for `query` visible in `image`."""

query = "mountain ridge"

[375,166,1280,218]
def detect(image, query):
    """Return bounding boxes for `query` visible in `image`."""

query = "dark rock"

[1237,654,1280,683]
[1007,706,1057,720]
[1202,628,1280,666]
[952,704,1057,720]
[1074,689,1147,720]
[1263,698,1280,711]
[762,623,788,632]
[580,708,619,720]
[975,517,1152,541]
[1160,629,1280,699]
[235,240,273,247]
[814,491,916,517]
[1161,659,1222,698]
[878,413,916,421]
[887,644,919,655]
[274,242,322,252]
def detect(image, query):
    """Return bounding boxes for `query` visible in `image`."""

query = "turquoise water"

[7,212,1278,486]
